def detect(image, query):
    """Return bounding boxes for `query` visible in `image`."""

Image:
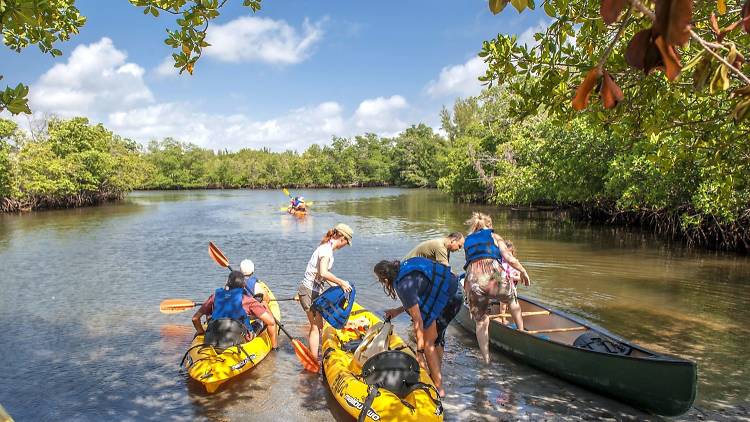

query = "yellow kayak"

[321,303,444,421]
[182,282,280,393]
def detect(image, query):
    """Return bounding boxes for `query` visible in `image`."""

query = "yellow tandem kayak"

[321,303,444,421]
[182,282,280,393]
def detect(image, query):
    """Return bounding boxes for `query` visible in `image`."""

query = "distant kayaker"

[374,257,461,397]
[192,270,278,349]
[464,212,530,364]
[288,196,307,213]
[403,232,465,266]
[296,223,354,363]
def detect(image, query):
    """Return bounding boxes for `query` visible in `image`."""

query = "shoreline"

[2,187,748,254]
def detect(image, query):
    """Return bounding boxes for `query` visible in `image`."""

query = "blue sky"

[1,0,548,151]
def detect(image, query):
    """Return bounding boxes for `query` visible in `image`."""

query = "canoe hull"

[183,282,280,393]
[455,296,697,416]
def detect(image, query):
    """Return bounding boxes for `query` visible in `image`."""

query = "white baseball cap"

[240,259,255,276]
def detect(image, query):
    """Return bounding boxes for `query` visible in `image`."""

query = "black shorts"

[435,288,463,348]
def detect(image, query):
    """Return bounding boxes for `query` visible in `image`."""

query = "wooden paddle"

[160,298,202,314]
[207,241,319,373]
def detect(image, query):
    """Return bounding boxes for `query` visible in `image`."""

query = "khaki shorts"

[297,284,321,312]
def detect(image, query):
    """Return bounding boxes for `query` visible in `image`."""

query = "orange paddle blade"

[160,298,199,314]
[292,339,320,372]
[208,241,229,268]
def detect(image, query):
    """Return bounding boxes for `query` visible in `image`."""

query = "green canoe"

[455,295,697,416]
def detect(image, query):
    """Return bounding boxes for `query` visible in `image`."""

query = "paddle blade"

[292,339,320,372]
[160,299,199,314]
[208,241,229,268]
[283,188,290,197]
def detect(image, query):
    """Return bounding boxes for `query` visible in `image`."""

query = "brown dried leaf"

[601,0,628,24]
[732,98,750,123]
[572,68,603,111]
[654,0,693,46]
[710,13,720,37]
[625,29,652,70]
[743,0,750,34]
[654,35,682,81]
[601,71,624,109]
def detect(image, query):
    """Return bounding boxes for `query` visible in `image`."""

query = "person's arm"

[192,310,206,335]
[318,255,352,292]
[404,304,427,367]
[495,234,531,286]
[385,306,405,319]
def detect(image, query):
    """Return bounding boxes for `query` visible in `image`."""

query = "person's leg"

[508,300,524,331]
[475,316,491,364]
[305,310,323,360]
[422,323,445,396]
[257,311,278,348]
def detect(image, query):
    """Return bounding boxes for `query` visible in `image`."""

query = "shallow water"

[0,188,748,421]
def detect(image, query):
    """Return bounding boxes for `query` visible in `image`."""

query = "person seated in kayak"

[464,212,530,364]
[240,259,269,304]
[374,257,461,397]
[288,196,306,213]
[192,270,278,349]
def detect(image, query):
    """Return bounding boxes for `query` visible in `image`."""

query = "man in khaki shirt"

[403,232,465,265]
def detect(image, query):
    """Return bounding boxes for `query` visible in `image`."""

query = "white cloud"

[9,37,416,152]
[425,56,485,98]
[153,56,178,78]
[204,16,324,64]
[516,20,550,48]
[29,37,153,116]
[353,95,408,133]
[108,101,346,151]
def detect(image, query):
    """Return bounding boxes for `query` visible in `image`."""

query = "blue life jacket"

[212,287,253,332]
[463,229,502,269]
[396,257,457,328]
[245,275,258,295]
[312,284,356,329]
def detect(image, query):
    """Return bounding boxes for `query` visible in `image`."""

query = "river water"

[0,188,747,421]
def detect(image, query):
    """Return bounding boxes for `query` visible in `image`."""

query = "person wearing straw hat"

[296,223,353,363]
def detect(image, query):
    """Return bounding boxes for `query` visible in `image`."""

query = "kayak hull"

[455,295,697,416]
[322,303,444,421]
[183,282,280,393]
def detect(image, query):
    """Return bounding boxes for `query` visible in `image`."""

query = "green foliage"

[0,117,146,206]
[1,0,86,114]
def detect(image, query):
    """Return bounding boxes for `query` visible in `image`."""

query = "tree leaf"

[710,64,730,93]
[489,0,508,14]
[572,67,602,111]
[654,35,682,81]
[510,0,527,13]
[625,29,652,70]
[709,13,720,36]
[601,70,624,109]
[654,0,693,46]
[692,55,713,91]
[732,98,750,123]
[717,0,726,15]
[544,1,555,17]
[600,0,627,25]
